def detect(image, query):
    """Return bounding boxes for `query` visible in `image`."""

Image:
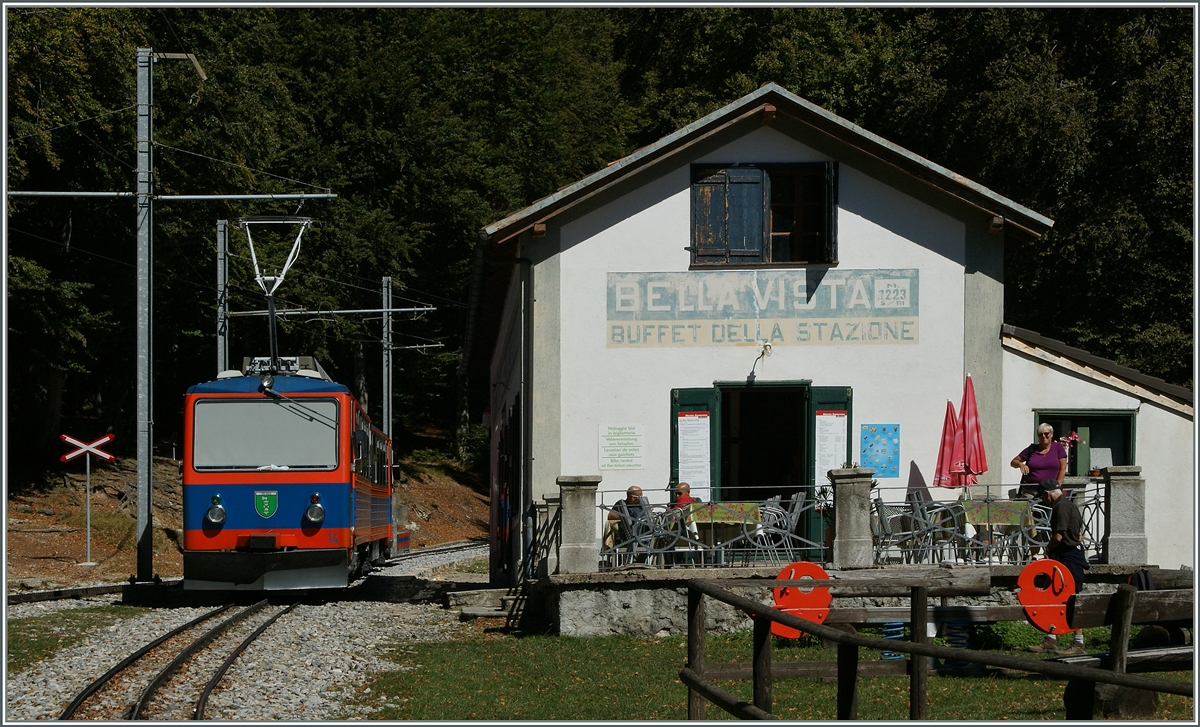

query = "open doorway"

[720,387,806,502]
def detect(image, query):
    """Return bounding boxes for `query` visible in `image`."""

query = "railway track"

[381,539,487,567]
[60,600,295,720]
[8,540,487,606]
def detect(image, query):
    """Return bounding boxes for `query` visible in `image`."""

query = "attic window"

[690,163,837,266]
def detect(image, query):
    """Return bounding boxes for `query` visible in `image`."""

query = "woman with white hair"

[1010,422,1067,497]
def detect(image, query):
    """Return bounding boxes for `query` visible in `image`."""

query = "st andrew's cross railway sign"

[60,433,116,462]
[59,432,114,565]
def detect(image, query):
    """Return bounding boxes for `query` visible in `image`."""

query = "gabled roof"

[1001,324,1193,416]
[480,82,1055,245]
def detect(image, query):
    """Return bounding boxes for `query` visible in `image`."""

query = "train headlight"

[304,503,325,525]
[205,503,227,525]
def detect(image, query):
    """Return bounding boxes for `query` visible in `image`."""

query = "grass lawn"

[352,622,1193,720]
[7,604,149,674]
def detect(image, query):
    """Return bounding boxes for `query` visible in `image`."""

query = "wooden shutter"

[822,163,839,264]
[726,168,767,262]
[691,167,767,264]
[692,170,730,263]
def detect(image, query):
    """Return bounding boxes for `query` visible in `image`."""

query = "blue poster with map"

[860,424,900,478]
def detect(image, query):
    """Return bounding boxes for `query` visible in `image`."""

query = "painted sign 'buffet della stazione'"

[606,269,919,347]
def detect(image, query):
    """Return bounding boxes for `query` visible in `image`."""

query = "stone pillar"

[1103,466,1147,565]
[535,494,562,577]
[557,475,601,574]
[830,468,874,569]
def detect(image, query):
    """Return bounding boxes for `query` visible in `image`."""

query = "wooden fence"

[682,579,1193,720]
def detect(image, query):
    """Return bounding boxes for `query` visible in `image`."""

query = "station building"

[460,83,1194,584]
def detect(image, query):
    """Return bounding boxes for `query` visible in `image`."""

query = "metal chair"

[910,496,967,564]
[872,498,921,564]
[1015,501,1052,563]
[601,502,659,567]
[658,505,704,566]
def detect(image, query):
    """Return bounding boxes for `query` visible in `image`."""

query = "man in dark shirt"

[605,487,652,559]
[1027,479,1088,655]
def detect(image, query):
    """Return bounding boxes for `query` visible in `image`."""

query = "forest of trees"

[6,8,1193,473]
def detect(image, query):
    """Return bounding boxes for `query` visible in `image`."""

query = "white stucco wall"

[1001,347,1194,568]
[551,126,970,512]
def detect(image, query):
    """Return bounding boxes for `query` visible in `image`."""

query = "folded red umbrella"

[933,399,963,487]
[951,374,988,481]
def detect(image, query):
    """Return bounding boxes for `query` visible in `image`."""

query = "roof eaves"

[480,82,1054,245]
[1001,324,1193,406]
[765,85,1053,236]
[481,85,779,245]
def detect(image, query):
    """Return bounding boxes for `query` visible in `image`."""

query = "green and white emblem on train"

[254,491,278,518]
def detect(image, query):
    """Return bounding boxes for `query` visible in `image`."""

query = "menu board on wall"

[677,411,711,502]
[815,410,848,485]
[599,424,644,470]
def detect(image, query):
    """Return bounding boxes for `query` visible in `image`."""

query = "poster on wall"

[814,410,848,485]
[677,411,712,502]
[860,424,900,478]
[599,424,644,470]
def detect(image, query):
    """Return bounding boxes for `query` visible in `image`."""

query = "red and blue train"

[182,356,407,590]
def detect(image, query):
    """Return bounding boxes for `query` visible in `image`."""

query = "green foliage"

[615,7,1193,387]
[456,423,490,472]
[7,604,149,673]
[972,620,1047,650]
[407,448,448,465]
[971,621,1130,652]
[5,8,1192,472]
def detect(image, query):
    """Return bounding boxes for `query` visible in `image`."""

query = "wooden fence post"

[1065,583,1141,719]
[909,586,928,720]
[753,615,773,714]
[837,642,858,720]
[687,587,706,720]
[1108,584,1136,673]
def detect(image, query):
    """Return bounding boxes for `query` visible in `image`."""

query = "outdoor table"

[959,499,1043,562]
[960,499,1029,527]
[685,502,761,561]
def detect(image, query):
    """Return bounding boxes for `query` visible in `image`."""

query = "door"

[671,387,719,503]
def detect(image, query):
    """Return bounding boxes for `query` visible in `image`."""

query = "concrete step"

[445,588,509,609]
[459,605,507,621]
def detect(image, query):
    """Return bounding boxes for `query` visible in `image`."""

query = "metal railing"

[870,484,1105,567]
[682,579,1191,720]
[597,486,828,570]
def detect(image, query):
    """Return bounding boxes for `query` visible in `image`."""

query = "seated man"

[670,481,701,508]
[604,486,651,554]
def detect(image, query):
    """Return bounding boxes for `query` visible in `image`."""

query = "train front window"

[193,398,339,471]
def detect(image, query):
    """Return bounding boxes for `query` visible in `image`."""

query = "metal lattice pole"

[135,47,155,582]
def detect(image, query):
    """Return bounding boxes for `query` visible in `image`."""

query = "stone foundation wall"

[543,572,1146,637]
[555,585,772,638]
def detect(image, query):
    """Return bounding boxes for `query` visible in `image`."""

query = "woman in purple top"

[1010,423,1068,496]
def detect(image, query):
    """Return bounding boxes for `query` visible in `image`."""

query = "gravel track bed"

[6,545,488,721]
[138,603,282,721]
[7,605,220,721]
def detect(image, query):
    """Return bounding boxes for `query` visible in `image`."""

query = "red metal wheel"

[770,561,832,638]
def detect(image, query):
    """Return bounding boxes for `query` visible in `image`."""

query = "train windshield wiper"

[256,464,290,471]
